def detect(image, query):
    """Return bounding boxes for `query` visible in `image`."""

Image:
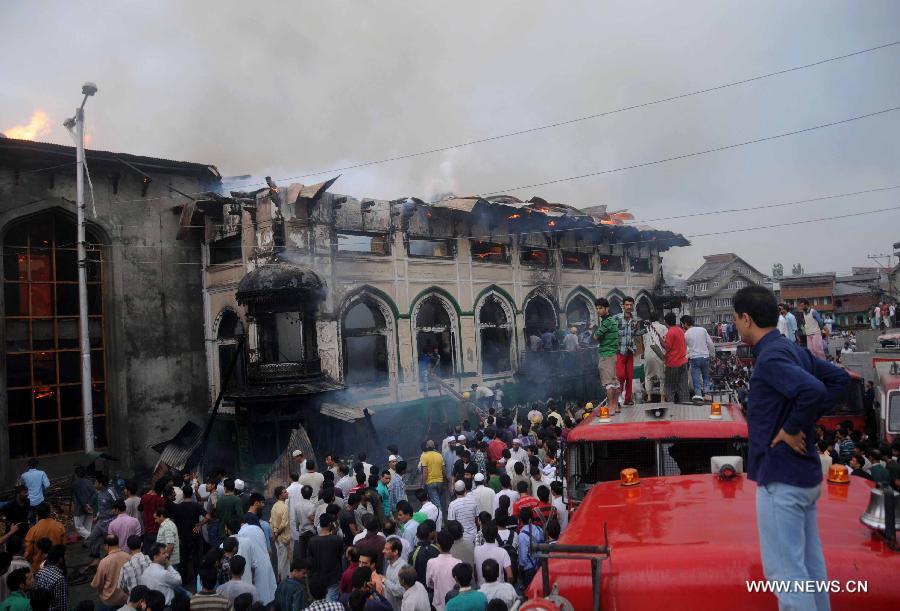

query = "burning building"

[182,180,688,479]
[0,137,221,485]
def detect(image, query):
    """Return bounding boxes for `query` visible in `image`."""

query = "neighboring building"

[0,138,220,485]
[685,254,766,327]
[184,184,688,474]
[780,273,836,314]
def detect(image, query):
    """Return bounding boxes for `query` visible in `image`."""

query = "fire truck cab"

[565,402,748,503]
[874,353,900,444]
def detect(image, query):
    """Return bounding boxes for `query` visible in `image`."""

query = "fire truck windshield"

[568,437,748,500]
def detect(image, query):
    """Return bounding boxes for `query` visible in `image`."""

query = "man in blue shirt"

[732,286,849,611]
[517,507,544,589]
[20,459,50,522]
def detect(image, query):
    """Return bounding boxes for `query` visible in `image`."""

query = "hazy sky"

[3,1,899,278]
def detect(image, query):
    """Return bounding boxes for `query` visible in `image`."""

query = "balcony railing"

[247,359,322,384]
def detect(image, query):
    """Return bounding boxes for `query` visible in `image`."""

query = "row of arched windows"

[215,289,653,389]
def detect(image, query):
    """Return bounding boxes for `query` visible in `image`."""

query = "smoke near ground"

[2,1,899,277]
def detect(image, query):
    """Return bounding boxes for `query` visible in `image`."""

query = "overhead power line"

[225,39,900,189]
[476,105,900,197]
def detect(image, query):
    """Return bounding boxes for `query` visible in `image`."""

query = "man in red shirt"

[138,480,166,553]
[511,481,540,520]
[662,312,690,402]
[487,430,507,465]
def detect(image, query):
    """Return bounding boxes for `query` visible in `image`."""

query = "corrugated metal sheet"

[430,197,482,212]
[154,421,204,471]
[298,175,340,200]
[320,402,368,422]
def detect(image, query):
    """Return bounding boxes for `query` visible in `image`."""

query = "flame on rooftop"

[3,110,52,141]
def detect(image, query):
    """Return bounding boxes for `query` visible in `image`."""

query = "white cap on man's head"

[291,450,304,458]
[457,435,466,442]
[454,480,466,493]
[234,479,245,491]
[473,473,485,483]
[512,438,521,445]
[388,455,399,462]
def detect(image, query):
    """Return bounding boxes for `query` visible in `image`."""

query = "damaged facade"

[0,138,220,486]
[188,179,688,476]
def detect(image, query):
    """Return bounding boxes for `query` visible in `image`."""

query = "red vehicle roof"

[529,474,900,609]
[567,403,748,443]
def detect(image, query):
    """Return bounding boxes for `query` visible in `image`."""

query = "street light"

[63,82,98,453]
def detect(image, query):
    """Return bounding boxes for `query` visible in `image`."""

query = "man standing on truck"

[593,298,620,413]
[732,286,849,610]
[614,296,643,406]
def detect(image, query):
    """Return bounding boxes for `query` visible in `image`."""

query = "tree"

[772,263,784,278]
[791,263,804,276]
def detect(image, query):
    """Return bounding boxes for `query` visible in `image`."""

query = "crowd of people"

[815,422,900,491]
[0,400,581,611]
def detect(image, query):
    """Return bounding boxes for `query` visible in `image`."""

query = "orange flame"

[508,214,521,220]
[4,110,52,140]
[547,220,556,227]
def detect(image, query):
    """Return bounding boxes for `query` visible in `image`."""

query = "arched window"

[608,295,623,316]
[415,295,456,379]
[3,211,108,457]
[565,297,592,330]
[477,296,512,374]
[524,295,557,350]
[636,295,653,320]
[342,299,390,386]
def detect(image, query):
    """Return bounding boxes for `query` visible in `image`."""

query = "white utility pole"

[65,82,98,453]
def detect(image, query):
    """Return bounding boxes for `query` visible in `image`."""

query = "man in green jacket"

[1,568,33,611]
[594,298,620,413]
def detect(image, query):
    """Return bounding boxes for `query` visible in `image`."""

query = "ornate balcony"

[247,359,322,384]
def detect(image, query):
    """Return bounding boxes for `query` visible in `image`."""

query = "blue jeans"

[756,482,829,611]
[326,583,340,602]
[425,482,445,513]
[689,357,710,397]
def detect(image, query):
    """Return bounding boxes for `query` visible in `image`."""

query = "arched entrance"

[342,297,391,387]
[414,294,457,380]
[477,294,513,374]
[523,294,558,349]
[565,295,593,330]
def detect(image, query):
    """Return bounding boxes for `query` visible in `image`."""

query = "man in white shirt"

[473,523,512,585]
[777,310,788,337]
[469,474,495,516]
[471,384,494,415]
[682,315,716,401]
[643,313,668,400]
[298,460,324,499]
[549,481,569,532]
[139,543,183,606]
[446,481,478,542]
[477,559,518,608]
[285,472,303,548]
[506,439,528,476]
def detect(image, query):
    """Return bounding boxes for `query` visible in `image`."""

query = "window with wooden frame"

[4,212,108,458]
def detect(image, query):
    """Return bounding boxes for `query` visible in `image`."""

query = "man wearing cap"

[507,439,527,475]
[419,440,446,518]
[470,473,495,516]
[291,450,305,471]
[447,481,478,542]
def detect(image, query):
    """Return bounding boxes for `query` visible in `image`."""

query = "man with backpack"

[517,508,544,588]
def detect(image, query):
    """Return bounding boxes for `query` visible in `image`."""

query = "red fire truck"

[873,351,900,444]
[541,401,900,609]
[818,367,866,433]
[565,401,748,503]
